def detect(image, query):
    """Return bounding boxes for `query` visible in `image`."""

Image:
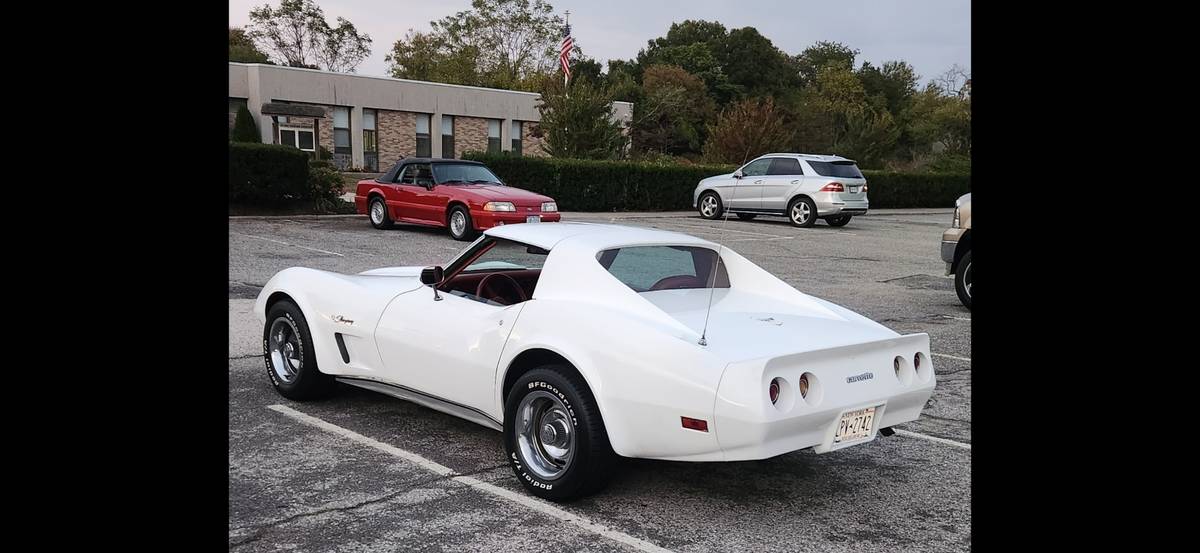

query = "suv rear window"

[806,160,864,179]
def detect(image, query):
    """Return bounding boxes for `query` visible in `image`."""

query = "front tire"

[263,300,336,400]
[368,196,393,229]
[448,205,477,241]
[505,365,614,502]
[955,250,972,309]
[825,214,852,227]
[698,192,723,220]
[788,197,818,227]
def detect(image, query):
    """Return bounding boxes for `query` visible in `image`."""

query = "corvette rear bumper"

[712,334,935,460]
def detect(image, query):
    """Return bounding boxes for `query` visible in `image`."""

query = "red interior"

[442,269,542,303]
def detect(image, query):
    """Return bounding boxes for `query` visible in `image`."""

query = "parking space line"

[267,404,673,553]
[940,315,971,322]
[894,429,971,450]
[232,232,345,257]
[932,352,971,362]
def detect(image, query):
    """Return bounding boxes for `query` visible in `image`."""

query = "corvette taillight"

[798,374,810,398]
[820,182,844,192]
[769,379,780,404]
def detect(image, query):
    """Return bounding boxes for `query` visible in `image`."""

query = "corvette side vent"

[334,333,351,364]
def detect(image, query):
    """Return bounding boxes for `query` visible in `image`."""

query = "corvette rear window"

[806,160,864,179]
[597,246,730,292]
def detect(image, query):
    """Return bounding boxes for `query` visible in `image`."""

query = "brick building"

[229,62,633,171]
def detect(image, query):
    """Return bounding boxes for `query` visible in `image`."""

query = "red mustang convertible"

[355,158,561,240]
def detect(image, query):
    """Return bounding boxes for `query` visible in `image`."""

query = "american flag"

[560,23,573,82]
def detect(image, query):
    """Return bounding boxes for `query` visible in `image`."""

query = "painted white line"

[232,232,345,257]
[894,429,972,450]
[932,352,971,362]
[940,315,971,321]
[267,404,672,553]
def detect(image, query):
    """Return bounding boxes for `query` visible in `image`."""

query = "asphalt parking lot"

[229,210,971,552]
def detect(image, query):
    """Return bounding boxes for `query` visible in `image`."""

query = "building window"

[488,120,502,154]
[511,121,523,155]
[416,114,432,157]
[279,126,315,152]
[363,109,378,171]
[333,106,351,156]
[229,98,248,115]
[441,115,455,159]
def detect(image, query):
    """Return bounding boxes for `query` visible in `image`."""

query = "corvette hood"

[456,185,552,205]
[639,288,897,361]
[357,266,424,277]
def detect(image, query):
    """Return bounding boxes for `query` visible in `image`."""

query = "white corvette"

[255,222,936,501]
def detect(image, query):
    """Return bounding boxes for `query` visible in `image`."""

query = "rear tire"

[955,250,972,309]
[263,300,336,400]
[368,196,393,229]
[825,214,852,227]
[735,213,757,221]
[504,365,615,502]
[698,192,723,220]
[448,206,477,241]
[788,197,818,227]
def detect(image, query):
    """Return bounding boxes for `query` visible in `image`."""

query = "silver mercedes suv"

[693,153,868,227]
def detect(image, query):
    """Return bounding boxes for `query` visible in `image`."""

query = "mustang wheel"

[788,197,818,227]
[263,300,335,400]
[368,196,393,229]
[736,213,757,221]
[448,206,476,241]
[955,250,972,309]
[698,192,723,220]
[825,214,852,227]
[505,366,614,501]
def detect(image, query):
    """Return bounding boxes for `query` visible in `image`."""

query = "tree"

[247,0,372,72]
[702,97,795,164]
[230,27,271,63]
[632,65,714,156]
[231,105,261,143]
[796,41,859,86]
[388,0,563,90]
[536,79,626,160]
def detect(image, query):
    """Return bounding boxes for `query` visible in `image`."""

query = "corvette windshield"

[434,164,503,185]
[597,246,730,292]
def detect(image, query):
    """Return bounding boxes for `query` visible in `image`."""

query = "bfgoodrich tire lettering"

[504,365,614,501]
[263,300,336,400]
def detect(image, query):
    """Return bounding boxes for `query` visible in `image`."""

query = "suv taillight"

[820,182,844,192]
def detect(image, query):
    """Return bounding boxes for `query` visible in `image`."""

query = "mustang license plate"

[834,406,877,444]
[526,215,541,223]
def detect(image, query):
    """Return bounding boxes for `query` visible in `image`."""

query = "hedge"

[463,152,970,210]
[229,142,312,204]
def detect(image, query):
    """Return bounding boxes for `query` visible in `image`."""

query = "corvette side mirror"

[420,266,443,285]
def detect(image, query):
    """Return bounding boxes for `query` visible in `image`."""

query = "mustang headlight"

[483,201,516,212]
[541,201,558,212]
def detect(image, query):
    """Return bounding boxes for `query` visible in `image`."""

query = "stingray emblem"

[332,315,354,325]
[754,316,783,326]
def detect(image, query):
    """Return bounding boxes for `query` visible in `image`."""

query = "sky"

[229,0,970,86]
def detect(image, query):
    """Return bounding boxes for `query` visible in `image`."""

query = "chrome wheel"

[450,210,467,237]
[963,260,972,298]
[700,195,719,217]
[268,317,302,384]
[370,200,385,225]
[791,202,812,225]
[516,391,576,480]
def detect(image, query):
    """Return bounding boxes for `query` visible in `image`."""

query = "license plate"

[526,215,541,223]
[834,406,877,444]
[848,186,859,194]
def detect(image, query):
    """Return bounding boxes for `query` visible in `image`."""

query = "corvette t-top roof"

[484,222,715,251]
